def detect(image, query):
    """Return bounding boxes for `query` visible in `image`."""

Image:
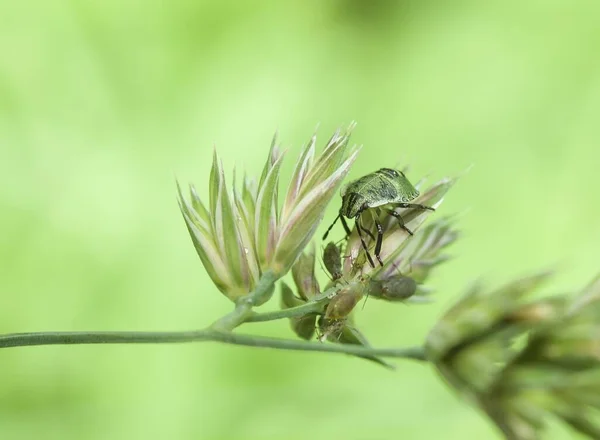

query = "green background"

[1,1,599,439]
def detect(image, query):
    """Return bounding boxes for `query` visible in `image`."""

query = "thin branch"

[214,273,336,327]
[0,272,426,364]
[210,271,278,331]
[0,329,427,361]
[242,270,279,307]
[247,300,325,323]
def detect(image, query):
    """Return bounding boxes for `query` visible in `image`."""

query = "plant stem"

[0,272,427,364]
[209,305,254,332]
[0,329,427,361]
[211,272,336,329]
[247,300,325,323]
[243,270,279,307]
[210,271,278,331]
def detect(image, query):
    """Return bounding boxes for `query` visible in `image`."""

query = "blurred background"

[1,1,599,439]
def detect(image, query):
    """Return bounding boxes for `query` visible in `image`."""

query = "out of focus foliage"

[1,1,599,439]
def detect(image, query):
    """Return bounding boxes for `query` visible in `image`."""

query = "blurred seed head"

[178,125,359,302]
[426,272,600,439]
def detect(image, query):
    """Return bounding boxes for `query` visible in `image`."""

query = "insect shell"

[339,168,420,218]
[323,168,434,268]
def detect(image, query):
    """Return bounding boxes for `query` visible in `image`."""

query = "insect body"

[322,241,344,281]
[322,168,434,268]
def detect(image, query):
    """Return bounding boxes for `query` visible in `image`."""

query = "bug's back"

[340,168,419,217]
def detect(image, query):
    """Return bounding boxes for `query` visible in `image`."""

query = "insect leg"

[373,218,384,266]
[357,209,377,241]
[322,212,342,240]
[396,202,435,211]
[385,208,414,235]
[360,224,376,241]
[355,216,376,268]
[339,214,353,237]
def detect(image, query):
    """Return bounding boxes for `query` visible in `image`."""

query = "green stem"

[0,273,428,363]
[247,300,325,323]
[0,329,427,361]
[210,271,278,331]
[211,272,336,330]
[209,305,254,332]
[243,270,279,307]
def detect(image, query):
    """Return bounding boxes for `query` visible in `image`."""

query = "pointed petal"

[232,184,260,288]
[189,184,212,230]
[209,149,220,231]
[272,148,359,275]
[241,175,257,232]
[281,135,316,221]
[176,186,233,295]
[255,153,286,268]
[258,132,282,189]
[297,127,354,202]
[213,163,249,289]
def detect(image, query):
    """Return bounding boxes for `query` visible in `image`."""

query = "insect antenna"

[322,212,341,241]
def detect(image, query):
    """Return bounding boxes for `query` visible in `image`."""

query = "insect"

[322,168,434,268]
[322,241,344,281]
[367,275,417,302]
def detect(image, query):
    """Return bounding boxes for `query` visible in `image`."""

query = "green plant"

[1,125,598,439]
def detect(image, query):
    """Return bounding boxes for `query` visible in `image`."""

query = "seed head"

[178,125,359,302]
[426,272,600,439]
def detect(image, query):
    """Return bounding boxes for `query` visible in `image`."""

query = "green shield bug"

[322,168,434,268]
